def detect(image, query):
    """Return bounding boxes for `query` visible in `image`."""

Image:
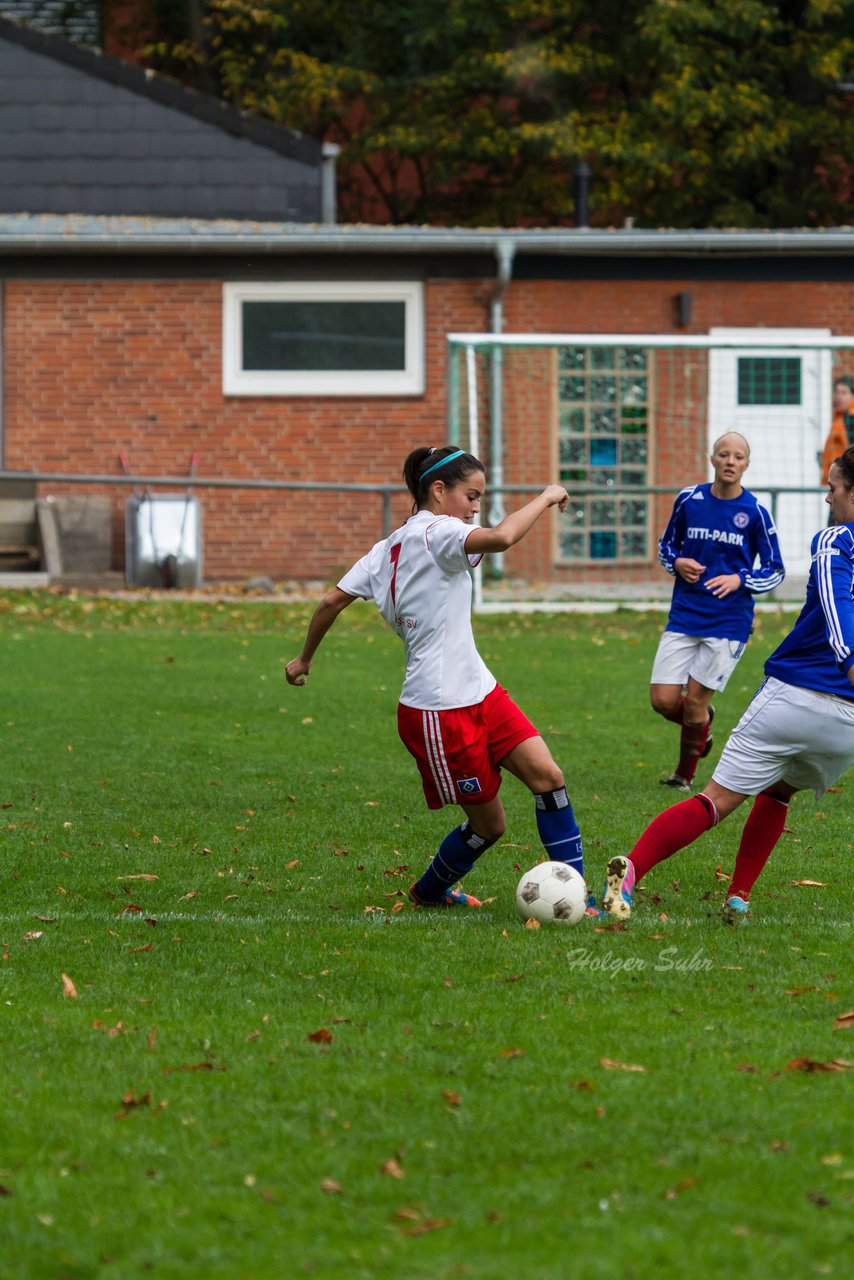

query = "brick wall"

[4,272,853,583]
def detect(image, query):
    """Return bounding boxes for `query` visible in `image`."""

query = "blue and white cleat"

[721,893,749,923]
[409,883,482,909]
[602,856,635,920]
[584,892,604,920]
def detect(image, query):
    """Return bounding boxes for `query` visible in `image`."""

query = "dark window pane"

[243,301,406,372]
[737,357,801,405]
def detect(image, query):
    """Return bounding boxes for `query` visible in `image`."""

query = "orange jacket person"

[820,376,854,484]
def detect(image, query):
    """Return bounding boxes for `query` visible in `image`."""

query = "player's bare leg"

[652,677,715,790]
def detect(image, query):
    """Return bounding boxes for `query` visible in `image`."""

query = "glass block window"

[223,282,424,395]
[557,346,651,562]
[737,357,801,406]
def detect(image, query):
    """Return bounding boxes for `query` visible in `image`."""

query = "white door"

[708,328,831,578]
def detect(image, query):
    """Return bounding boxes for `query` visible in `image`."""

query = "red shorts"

[397,684,539,810]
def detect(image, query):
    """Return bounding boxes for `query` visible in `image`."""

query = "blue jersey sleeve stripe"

[816,528,848,659]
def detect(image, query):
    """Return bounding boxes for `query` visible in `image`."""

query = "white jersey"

[337,510,496,711]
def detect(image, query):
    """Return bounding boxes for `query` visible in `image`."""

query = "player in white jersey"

[598,445,854,923]
[651,432,784,792]
[286,444,591,910]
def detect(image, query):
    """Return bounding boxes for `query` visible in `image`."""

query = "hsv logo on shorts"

[456,776,482,796]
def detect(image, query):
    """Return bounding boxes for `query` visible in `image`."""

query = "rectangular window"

[556,346,652,563]
[737,356,801,405]
[223,282,424,395]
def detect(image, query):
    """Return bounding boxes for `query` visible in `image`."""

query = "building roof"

[1,212,854,258]
[0,14,325,221]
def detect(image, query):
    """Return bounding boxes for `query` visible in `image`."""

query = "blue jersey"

[765,524,854,699]
[659,484,785,642]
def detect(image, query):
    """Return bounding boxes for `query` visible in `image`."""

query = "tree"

[138,0,854,228]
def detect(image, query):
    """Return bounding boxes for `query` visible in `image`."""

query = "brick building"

[2,15,854,591]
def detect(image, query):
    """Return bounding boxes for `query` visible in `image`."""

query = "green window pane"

[243,300,406,371]
[590,376,617,403]
[560,438,587,465]
[590,500,616,526]
[622,377,647,405]
[559,375,587,401]
[590,530,617,559]
[737,357,801,405]
[620,531,647,557]
[592,410,617,434]
[619,469,647,487]
[559,348,586,371]
[620,499,647,525]
[590,347,615,369]
[620,438,648,464]
[560,406,587,432]
[560,531,586,558]
[620,348,648,371]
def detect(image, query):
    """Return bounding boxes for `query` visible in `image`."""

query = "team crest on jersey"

[456,776,482,796]
[734,512,749,529]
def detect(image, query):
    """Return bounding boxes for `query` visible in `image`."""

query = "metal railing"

[0,470,827,539]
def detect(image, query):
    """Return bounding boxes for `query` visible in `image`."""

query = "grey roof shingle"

[0,13,325,221]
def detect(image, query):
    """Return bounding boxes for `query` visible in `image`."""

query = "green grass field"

[1,592,851,1279]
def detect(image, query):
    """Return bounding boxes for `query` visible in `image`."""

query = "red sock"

[727,792,788,900]
[675,718,711,783]
[630,793,719,882]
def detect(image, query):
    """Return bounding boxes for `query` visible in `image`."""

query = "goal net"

[446,330,854,611]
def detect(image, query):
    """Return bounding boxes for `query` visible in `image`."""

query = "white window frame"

[222,281,425,396]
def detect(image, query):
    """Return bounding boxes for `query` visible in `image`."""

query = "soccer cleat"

[721,893,750,923]
[701,704,716,759]
[408,882,482,909]
[660,773,693,792]
[602,855,635,920]
[584,893,604,920]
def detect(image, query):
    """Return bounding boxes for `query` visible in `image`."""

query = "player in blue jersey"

[651,432,785,791]
[599,446,854,922]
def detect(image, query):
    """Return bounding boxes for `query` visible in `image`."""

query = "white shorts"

[713,676,854,799]
[650,630,747,693]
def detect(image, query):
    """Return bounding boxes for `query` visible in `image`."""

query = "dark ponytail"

[403,446,485,510]
[836,446,854,490]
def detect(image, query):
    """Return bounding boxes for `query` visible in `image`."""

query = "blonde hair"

[711,431,750,458]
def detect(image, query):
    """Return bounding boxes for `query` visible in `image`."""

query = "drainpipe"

[488,238,516,575]
[321,143,340,224]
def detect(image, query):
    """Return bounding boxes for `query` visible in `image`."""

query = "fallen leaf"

[571,1079,593,1090]
[130,944,153,953]
[791,880,827,887]
[285,859,299,869]
[21,931,43,942]
[320,1178,342,1195]
[119,874,159,882]
[664,1176,699,1200]
[380,1158,405,1180]
[524,917,541,930]
[785,1057,854,1073]
[404,1218,451,1237]
[499,1047,525,1059]
[834,1011,854,1029]
[599,1057,646,1072]
[735,1063,757,1072]
[713,864,730,881]
[784,986,817,997]
[441,1089,462,1106]
[120,1090,151,1108]
[61,973,78,999]
[393,1206,420,1221]
[807,1192,831,1208]
[146,1027,158,1052]
[308,1028,333,1044]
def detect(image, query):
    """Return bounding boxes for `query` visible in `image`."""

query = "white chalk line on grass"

[0,908,849,932]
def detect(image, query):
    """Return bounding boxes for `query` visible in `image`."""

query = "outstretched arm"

[464,485,568,555]
[285,587,358,685]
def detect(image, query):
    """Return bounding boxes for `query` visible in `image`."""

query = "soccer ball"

[515,861,588,926]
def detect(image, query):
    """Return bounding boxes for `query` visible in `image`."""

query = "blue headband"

[419,448,466,483]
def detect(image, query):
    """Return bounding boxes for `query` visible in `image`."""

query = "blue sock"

[413,821,499,902]
[535,786,583,876]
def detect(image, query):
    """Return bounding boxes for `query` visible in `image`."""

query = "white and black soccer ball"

[515,861,588,926]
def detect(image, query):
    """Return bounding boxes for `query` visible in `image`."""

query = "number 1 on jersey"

[389,542,402,606]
